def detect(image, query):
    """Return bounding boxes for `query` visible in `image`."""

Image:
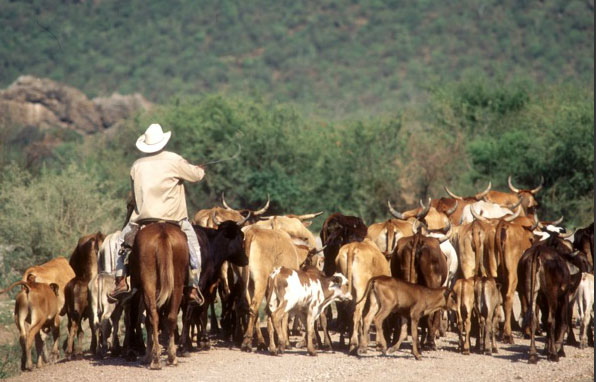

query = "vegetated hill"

[1,0,593,117]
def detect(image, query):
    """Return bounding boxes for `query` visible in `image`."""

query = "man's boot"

[188,269,204,306]
[108,276,131,303]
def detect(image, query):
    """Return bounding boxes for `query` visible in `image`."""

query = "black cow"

[178,220,248,354]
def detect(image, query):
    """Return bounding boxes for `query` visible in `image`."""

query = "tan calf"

[453,278,475,355]
[358,276,457,360]
[474,276,502,355]
[8,277,61,371]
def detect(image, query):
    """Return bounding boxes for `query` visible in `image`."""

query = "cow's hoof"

[178,349,191,358]
[528,354,538,364]
[357,348,367,356]
[348,346,358,356]
[295,340,306,349]
[558,349,566,358]
[484,349,492,356]
[503,335,515,345]
[240,344,252,353]
[268,348,279,356]
[547,353,559,362]
[125,351,137,362]
[149,361,162,370]
[492,347,499,354]
[167,358,178,366]
[463,349,470,355]
[256,342,267,352]
[308,351,317,357]
[413,354,422,361]
[25,363,34,371]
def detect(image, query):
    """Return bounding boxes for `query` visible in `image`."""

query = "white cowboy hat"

[136,123,171,153]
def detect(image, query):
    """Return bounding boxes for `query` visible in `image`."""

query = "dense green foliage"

[1,0,593,117]
[0,79,592,282]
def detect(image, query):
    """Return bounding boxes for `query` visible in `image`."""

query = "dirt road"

[6,329,593,382]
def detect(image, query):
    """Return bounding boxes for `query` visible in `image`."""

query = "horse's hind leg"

[167,290,183,366]
[144,298,161,370]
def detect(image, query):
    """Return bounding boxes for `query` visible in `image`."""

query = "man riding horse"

[109,123,205,305]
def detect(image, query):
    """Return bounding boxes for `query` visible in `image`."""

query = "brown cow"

[7,277,61,370]
[390,221,448,350]
[387,198,451,230]
[240,227,306,352]
[573,222,594,268]
[441,182,492,224]
[453,277,475,355]
[519,237,582,363]
[474,276,502,355]
[334,239,391,354]
[193,193,270,227]
[19,257,75,315]
[484,176,543,216]
[64,232,104,358]
[357,276,457,360]
[495,218,536,343]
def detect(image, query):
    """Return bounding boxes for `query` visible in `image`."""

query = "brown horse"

[128,222,188,369]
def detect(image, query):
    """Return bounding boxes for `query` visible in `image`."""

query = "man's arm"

[175,157,205,183]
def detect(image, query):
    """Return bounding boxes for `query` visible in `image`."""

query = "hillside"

[1,0,593,117]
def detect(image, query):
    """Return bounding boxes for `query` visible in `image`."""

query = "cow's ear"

[50,283,59,296]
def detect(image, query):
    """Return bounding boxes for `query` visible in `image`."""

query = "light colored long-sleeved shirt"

[129,151,204,222]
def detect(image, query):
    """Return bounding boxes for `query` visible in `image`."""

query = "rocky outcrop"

[0,75,151,134]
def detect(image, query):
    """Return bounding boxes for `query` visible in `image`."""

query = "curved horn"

[503,207,521,222]
[439,221,453,243]
[388,200,405,220]
[443,186,463,200]
[252,195,270,216]
[558,228,575,239]
[237,211,252,226]
[474,181,492,199]
[221,193,235,211]
[295,211,324,220]
[212,210,222,226]
[470,205,487,222]
[550,216,564,226]
[445,200,459,216]
[508,176,520,193]
[416,198,431,220]
[530,176,544,194]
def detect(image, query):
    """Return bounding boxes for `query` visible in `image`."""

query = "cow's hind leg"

[388,317,408,354]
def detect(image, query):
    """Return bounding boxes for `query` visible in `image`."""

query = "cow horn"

[221,192,235,211]
[439,222,453,243]
[443,186,463,200]
[503,207,521,222]
[470,205,487,222]
[212,210,222,226]
[412,220,420,234]
[237,212,252,226]
[445,200,458,216]
[558,228,575,239]
[416,198,431,220]
[388,200,405,220]
[252,195,270,216]
[551,216,564,226]
[474,181,492,199]
[530,176,544,194]
[507,176,520,193]
[295,211,324,220]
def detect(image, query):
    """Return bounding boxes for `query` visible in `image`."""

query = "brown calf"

[358,276,457,360]
[8,277,61,371]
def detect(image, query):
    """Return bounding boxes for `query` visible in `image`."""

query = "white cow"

[88,272,123,357]
[460,201,518,224]
[571,272,594,349]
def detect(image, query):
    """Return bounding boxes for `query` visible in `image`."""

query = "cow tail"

[265,273,275,315]
[473,226,486,277]
[480,279,488,319]
[346,246,356,298]
[156,230,175,308]
[523,251,538,333]
[355,277,376,306]
[0,281,29,295]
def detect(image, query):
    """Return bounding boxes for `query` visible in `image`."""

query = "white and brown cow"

[265,266,351,356]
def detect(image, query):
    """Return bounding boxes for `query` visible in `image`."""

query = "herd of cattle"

[2,176,594,371]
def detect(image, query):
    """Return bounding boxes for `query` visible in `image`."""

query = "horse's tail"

[156,227,175,308]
